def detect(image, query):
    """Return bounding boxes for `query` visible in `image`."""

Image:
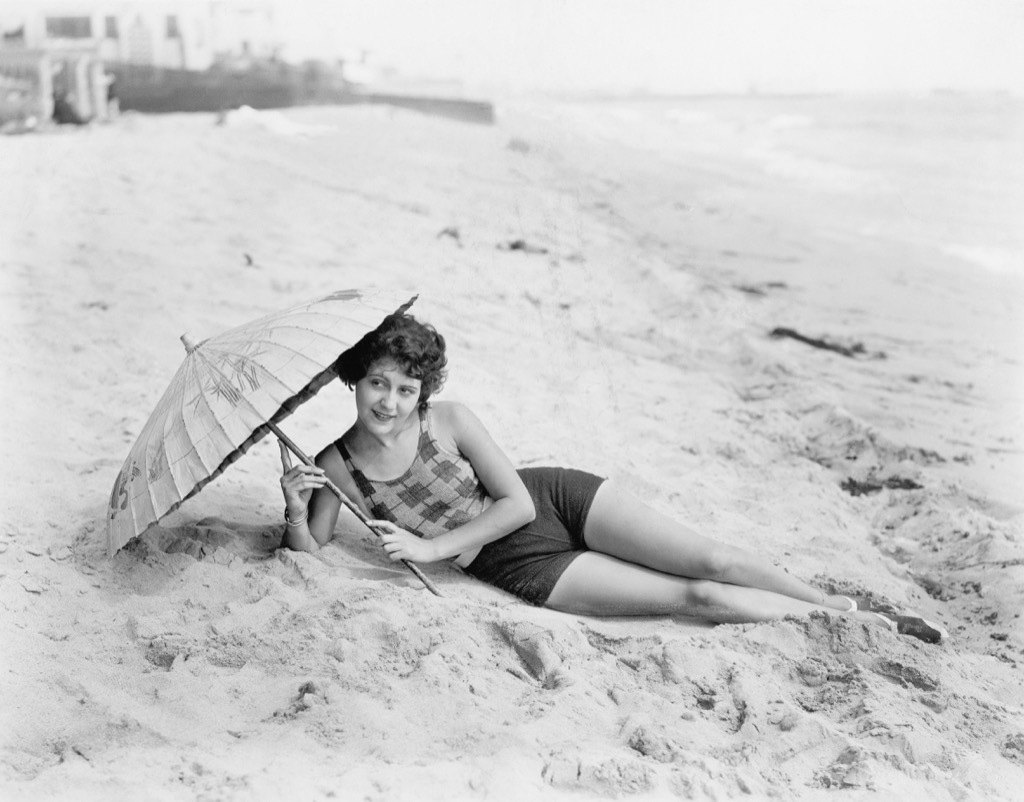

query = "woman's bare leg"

[545,552,882,625]
[583,482,851,610]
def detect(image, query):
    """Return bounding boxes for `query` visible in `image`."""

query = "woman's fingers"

[375,529,433,563]
[281,465,326,482]
[280,465,327,504]
[290,477,327,491]
[278,440,293,473]
[277,440,323,484]
[375,526,414,562]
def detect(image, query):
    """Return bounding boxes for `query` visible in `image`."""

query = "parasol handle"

[267,421,443,597]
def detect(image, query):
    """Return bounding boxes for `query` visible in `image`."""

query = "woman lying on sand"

[279,313,946,644]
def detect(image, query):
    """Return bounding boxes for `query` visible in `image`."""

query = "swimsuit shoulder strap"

[418,404,432,446]
[334,436,363,479]
[333,435,379,502]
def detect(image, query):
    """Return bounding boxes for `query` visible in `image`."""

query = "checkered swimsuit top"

[335,406,489,539]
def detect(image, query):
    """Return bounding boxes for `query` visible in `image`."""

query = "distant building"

[0,1,281,123]
[0,0,280,72]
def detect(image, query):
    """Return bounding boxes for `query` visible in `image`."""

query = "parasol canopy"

[106,288,417,556]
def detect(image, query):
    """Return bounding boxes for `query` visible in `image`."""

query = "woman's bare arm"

[280,445,368,552]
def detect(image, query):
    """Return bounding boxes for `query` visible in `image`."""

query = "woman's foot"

[838,594,901,616]
[872,612,948,644]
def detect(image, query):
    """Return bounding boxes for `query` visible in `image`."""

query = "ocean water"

[521,93,1024,278]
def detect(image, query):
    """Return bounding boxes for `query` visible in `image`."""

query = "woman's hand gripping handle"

[279,440,327,525]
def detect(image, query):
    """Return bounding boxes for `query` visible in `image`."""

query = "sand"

[1,94,1022,800]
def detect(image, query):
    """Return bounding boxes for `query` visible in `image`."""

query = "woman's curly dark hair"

[335,313,447,408]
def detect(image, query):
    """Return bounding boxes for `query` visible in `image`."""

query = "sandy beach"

[1,93,1022,800]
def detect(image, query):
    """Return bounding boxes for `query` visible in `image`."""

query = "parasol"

[106,288,440,595]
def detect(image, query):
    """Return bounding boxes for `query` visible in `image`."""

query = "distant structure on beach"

[0,0,494,126]
[0,1,279,71]
[0,0,281,123]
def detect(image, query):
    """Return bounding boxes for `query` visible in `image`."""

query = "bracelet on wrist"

[284,506,309,527]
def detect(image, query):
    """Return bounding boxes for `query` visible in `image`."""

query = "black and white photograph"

[1,1,1022,799]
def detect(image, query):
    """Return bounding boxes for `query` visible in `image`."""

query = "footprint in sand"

[496,621,573,689]
[270,549,317,589]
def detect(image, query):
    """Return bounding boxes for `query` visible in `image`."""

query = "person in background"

[52,91,88,126]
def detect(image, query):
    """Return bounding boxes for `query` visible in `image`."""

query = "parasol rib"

[178,357,231,480]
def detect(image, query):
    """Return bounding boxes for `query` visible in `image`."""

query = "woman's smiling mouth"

[372,410,395,422]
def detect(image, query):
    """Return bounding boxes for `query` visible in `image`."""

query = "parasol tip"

[180,332,198,354]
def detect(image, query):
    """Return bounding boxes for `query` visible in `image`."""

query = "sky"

[270,0,1024,95]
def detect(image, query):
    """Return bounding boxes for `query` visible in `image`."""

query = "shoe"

[873,612,948,644]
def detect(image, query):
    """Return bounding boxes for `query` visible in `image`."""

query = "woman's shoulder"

[429,399,471,421]
[430,400,489,431]
[320,425,355,460]
[315,438,347,473]
[317,423,364,472]
[313,436,372,517]
[427,401,479,451]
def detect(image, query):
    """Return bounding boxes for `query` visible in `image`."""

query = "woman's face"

[354,360,423,433]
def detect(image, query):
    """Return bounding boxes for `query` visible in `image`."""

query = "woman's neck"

[344,408,422,478]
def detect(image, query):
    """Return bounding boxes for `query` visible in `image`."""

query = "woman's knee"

[682,579,725,609]
[688,543,744,581]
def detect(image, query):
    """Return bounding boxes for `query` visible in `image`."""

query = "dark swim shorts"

[462,466,605,606]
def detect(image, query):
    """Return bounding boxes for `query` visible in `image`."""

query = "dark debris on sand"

[840,477,924,496]
[769,327,886,359]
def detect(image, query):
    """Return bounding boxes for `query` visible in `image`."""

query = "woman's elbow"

[282,529,322,553]
[518,495,536,527]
